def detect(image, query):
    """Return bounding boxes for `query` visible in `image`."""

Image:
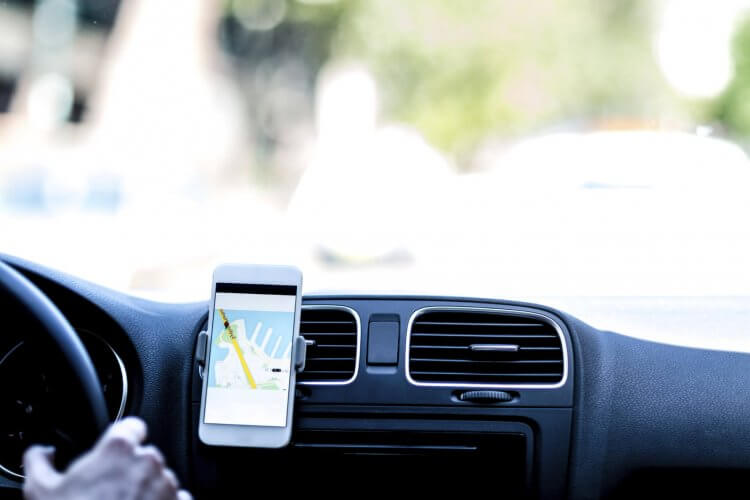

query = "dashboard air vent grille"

[407,309,565,387]
[298,307,359,384]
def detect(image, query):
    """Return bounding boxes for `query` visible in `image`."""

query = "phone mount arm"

[294,336,307,373]
[195,331,307,378]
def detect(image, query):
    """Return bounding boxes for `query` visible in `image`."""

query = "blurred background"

[2,0,750,309]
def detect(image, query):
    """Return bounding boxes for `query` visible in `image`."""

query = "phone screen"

[204,283,297,427]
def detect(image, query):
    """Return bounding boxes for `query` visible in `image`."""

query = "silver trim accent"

[0,331,128,480]
[298,305,361,386]
[107,343,129,422]
[77,329,129,423]
[470,344,520,353]
[405,306,569,390]
[0,464,26,481]
[0,460,23,482]
[0,342,26,480]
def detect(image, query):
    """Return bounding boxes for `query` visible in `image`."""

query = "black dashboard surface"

[3,253,750,499]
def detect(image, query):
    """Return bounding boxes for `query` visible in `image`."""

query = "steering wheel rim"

[0,261,110,444]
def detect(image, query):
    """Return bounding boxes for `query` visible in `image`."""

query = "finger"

[177,490,193,500]
[22,446,61,489]
[162,467,180,489]
[99,417,147,450]
[135,445,165,469]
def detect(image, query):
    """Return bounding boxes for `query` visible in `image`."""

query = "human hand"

[23,417,192,500]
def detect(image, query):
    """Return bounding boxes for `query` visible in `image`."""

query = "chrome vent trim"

[405,306,568,389]
[298,305,360,386]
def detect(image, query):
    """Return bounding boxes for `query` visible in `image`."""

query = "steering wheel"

[0,261,109,454]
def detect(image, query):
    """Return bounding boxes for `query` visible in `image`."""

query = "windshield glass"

[1,0,749,303]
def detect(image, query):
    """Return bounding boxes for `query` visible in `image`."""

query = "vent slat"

[299,370,354,375]
[411,358,561,365]
[411,345,561,352]
[411,333,558,339]
[301,320,355,325]
[408,309,565,386]
[298,307,358,384]
[306,357,357,362]
[298,332,356,336]
[415,321,545,327]
[411,371,562,378]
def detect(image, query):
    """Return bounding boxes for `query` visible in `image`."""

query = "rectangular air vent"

[298,306,360,384]
[407,308,566,388]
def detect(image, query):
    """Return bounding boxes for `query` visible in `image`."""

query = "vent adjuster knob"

[458,390,513,404]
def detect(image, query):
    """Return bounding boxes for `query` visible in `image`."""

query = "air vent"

[298,306,360,384]
[407,308,566,388]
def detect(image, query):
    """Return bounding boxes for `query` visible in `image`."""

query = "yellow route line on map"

[218,308,257,389]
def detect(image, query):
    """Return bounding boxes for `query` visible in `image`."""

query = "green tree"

[330,0,663,163]
[713,14,750,138]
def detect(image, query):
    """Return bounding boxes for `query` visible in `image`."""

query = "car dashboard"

[2,254,750,499]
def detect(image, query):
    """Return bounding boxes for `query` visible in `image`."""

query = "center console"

[189,297,574,498]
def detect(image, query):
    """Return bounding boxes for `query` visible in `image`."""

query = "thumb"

[97,416,147,450]
[23,446,61,488]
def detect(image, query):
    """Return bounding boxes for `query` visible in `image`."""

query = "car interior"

[3,254,750,499]
[3,0,750,498]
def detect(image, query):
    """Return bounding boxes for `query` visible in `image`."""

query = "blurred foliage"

[329,0,669,161]
[221,0,347,73]
[222,0,690,166]
[219,0,349,174]
[713,14,750,137]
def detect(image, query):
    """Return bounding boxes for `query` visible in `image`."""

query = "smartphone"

[198,264,302,448]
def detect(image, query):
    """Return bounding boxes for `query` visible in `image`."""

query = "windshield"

[1,0,749,303]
